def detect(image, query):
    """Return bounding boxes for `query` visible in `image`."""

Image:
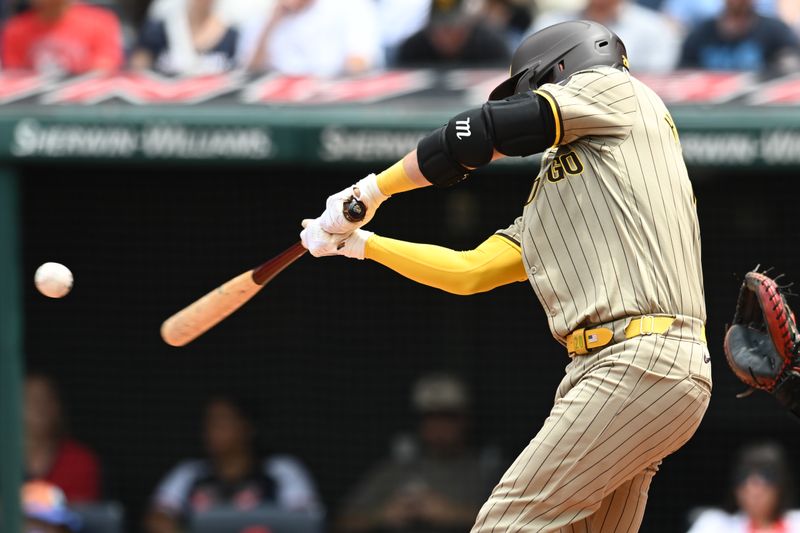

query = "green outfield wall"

[0,105,799,168]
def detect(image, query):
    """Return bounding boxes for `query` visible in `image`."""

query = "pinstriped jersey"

[496,66,705,343]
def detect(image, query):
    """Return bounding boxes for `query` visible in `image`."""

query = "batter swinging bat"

[160,198,366,347]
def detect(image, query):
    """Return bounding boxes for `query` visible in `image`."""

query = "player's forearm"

[372,152,429,196]
[378,146,508,198]
[364,234,526,295]
[247,18,282,72]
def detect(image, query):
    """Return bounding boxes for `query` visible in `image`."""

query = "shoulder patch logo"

[455,117,471,140]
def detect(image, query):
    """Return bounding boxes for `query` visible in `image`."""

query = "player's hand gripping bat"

[160,198,366,347]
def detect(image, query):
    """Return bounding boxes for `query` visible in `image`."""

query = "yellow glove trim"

[364,234,527,295]
[375,160,415,196]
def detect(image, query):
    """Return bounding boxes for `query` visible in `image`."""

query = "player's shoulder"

[786,510,800,526]
[541,66,634,104]
[153,459,209,498]
[564,66,631,87]
[263,454,313,479]
[262,455,321,511]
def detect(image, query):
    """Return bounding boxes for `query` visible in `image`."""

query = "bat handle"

[252,242,307,285]
[343,196,367,222]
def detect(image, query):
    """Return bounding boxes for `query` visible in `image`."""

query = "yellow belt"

[566,315,706,356]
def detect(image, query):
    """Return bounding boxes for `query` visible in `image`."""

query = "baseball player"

[301,20,712,532]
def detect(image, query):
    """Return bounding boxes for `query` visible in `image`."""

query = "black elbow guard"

[416,92,557,187]
[487,92,557,156]
[417,124,471,188]
[417,107,495,187]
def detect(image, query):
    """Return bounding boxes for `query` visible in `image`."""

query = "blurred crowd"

[21,371,800,533]
[22,372,503,532]
[1,0,800,78]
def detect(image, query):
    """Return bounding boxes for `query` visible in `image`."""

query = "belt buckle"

[639,315,655,336]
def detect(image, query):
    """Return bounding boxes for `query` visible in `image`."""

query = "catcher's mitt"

[724,270,800,416]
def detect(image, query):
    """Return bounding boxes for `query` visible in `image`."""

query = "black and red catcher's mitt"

[724,270,800,416]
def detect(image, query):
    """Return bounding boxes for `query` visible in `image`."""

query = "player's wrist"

[354,173,389,210]
[341,229,373,260]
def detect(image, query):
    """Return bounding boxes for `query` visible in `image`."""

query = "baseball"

[34,262,73,299]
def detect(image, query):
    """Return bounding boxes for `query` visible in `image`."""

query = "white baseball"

[34,262,73,299]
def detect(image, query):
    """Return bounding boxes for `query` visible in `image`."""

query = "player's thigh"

[472,337,709,533]
[555,463,658,533]
[587,462,659,533]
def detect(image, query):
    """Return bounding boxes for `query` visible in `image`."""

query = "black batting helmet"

[489,20,628,100]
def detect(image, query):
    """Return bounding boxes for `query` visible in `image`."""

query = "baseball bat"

[160,198,366,347]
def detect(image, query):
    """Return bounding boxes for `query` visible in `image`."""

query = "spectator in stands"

[535,0,583,13]
[238,0,382,76]
[687,442,800,532]
[396,0,510,67]
[777,0,800,36]
[145,394,321,533]
[636,0,666,10]
[375,0,431,65]
[24,373,101,504]
[146,0,275,30]
[532,0,681,72]
[662,0,778,31]
[23,480,82,533]
[337,373,497,533]
[130,0,238,76]
[0,0,123,74]
[679,0,800,72]
[481,0,534,50]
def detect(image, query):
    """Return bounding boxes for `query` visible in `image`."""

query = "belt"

[566,315,707,356]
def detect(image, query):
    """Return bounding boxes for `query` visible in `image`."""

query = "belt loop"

[639,315,655,335]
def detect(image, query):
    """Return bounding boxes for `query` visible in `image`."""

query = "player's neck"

[214,452,255,481]
[25,432,58,451]
[749,516,782,531]
[188,4,213,29]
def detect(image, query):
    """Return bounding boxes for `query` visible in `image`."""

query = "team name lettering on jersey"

[546,151,584,182]
[527,150,584,204]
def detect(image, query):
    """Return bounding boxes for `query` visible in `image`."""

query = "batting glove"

[318,174,388,234]
[300,219,372,260]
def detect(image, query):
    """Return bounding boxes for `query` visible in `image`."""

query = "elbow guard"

[416,92,557,187]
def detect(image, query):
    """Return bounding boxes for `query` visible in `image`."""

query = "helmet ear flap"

[489,69,527,100]
[513,64,544,94]
[536,62,563,86]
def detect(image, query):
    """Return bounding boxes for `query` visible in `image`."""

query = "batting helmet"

[489,20,628,100]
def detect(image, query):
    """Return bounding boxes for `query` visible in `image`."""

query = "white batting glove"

[318,174,388,234]
[300,219,372,260]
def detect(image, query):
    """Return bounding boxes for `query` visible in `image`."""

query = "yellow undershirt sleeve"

[364,234,527,296]
[375,160,417,196]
